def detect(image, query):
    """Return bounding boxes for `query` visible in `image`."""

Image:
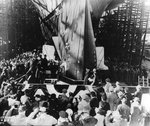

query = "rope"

[32,0,50,13]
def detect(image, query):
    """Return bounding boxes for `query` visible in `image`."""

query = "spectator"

[57,111,69,125]
[77,94,91,120]
[129,97,143,126]
[99,94,110,116]
[107,86,118,111]
[5,105,28,126]
[59,89,69,111]
[32,94,41,109]
[124,87,132,107]
[104,78,112,94]
[66,106,73,122]
[133,85,142,102]
[20,89,30,105]
[94,109,105,126]
[117,96,130,122]
[90,91,99,109]
[114,81,122,93]
[0,50,149,126]
[27,101,57,126]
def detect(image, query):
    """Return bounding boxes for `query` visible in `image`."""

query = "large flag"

[32,0,125,80]
[57,0,86,80]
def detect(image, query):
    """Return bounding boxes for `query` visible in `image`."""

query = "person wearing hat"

[90,92,99,108]
[116,96,130,122]
[107,86,118,111]
[57,111,69,125]
[124,87,132,107]
[5,105,28,126]
[105,110,128,126]
[129,97,144,126]
[27,101,57,126]
[6,98,20,116]
[99,94,110,116]
[133,85,142,102]
[77,94,91,120]
[59,88,69,110]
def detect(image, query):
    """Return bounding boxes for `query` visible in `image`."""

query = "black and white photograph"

[0,0,150,126]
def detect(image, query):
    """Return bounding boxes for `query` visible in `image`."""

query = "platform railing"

[138,76,149,87]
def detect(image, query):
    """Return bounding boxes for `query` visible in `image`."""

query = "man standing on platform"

[104,78,112,94]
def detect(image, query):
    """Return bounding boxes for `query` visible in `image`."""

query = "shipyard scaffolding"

[0,0,9,59]
[96,0,149,85]
[7,0,44,56]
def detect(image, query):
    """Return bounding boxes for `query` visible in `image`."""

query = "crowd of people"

[0,51,150,126]
[0,74,150,126]
[105,58,142,85]
[0,51,60,84]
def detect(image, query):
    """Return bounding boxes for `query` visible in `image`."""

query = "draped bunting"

[66,85,78,97]
[35,89,45,96]
[22,81,95,98]
[46,84,62,97]
[46,85,79,97]
[38,84,96,99]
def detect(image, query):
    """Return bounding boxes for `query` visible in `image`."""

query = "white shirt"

[20,95,28,105]
[6,114,28,126]
[27,113,57,126]
[104,82,112,93]
[94,114,105,126]
[57,117,69,125]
